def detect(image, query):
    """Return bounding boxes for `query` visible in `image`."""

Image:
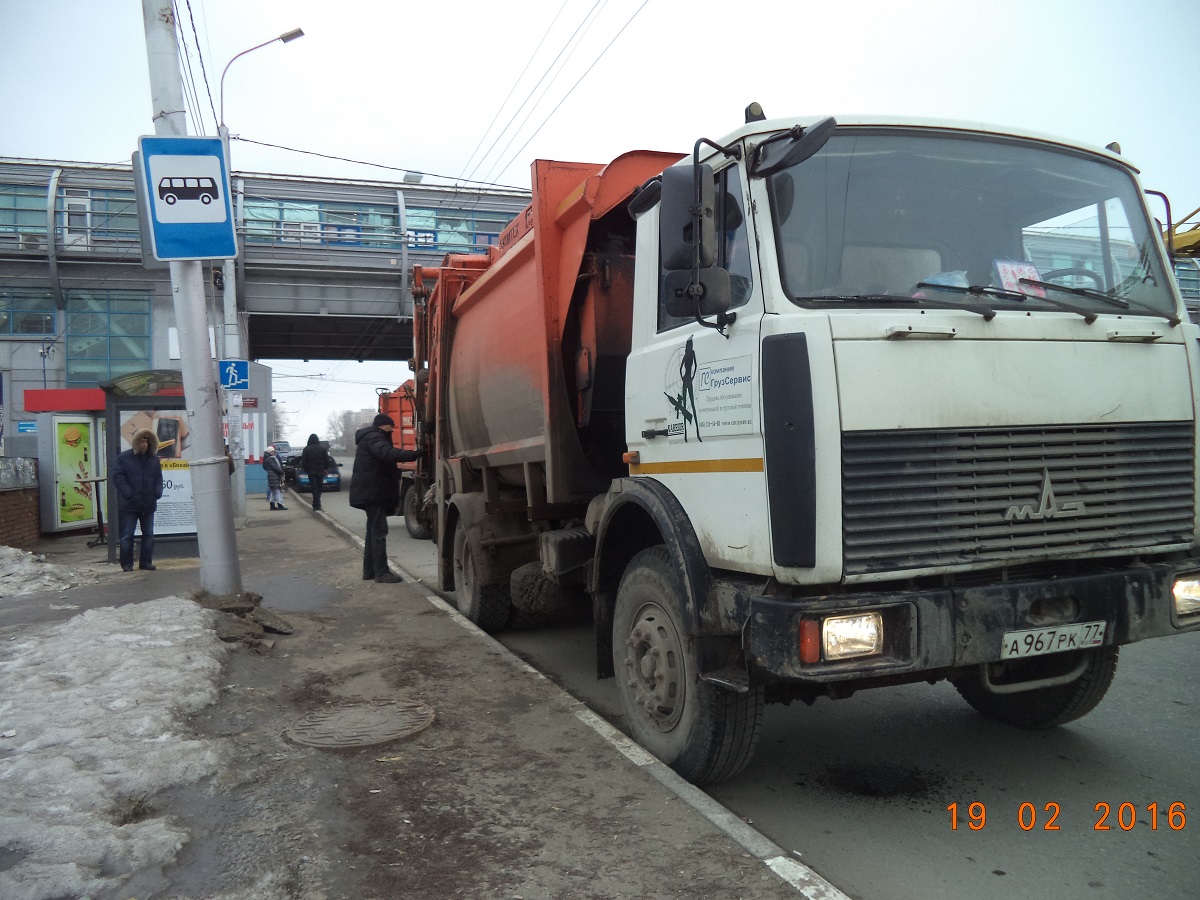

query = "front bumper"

[738,561,1198,683]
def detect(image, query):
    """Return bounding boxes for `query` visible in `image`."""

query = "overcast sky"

[3,0,1197,438]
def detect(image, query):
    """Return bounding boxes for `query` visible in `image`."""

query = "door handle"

[641,428,668,439]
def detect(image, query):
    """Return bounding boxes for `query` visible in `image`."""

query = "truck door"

[626,163,771,573]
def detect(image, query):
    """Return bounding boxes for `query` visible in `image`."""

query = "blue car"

[296,459,341,492]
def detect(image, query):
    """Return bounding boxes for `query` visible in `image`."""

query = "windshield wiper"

[820,293,996,320]
[921,280,1096,323]
[916,282,1027,302]
[1020,278,1180,326]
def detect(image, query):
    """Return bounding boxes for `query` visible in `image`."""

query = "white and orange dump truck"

[405,107,1200,783]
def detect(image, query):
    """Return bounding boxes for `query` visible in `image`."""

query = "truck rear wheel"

[452,524,511,632]
[613,546,762,784]
[953,646,1119,728]
[403,484,430,540]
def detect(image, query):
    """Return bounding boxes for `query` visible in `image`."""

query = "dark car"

[281,453,303,485]
[296,458,342,492]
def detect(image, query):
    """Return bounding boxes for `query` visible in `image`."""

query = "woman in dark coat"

[263,445,286,510]
[112,427,164,572]
[299,433,333,511]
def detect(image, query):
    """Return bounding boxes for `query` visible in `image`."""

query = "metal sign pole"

[141,0,242,594]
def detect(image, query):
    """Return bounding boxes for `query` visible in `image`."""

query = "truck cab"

[628,116,1193,573]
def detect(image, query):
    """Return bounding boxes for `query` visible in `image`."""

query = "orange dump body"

[377,379,419,474]
[412,150,684,508]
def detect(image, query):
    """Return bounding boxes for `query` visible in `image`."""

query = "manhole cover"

[285,698,435,749]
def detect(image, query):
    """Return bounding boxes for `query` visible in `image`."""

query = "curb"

[309,496,851,899]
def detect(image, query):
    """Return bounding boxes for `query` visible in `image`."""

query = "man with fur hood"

[350,413,423,583]
[112,427,164,572]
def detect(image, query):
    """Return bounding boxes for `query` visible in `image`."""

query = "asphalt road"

[313,481,1200,900]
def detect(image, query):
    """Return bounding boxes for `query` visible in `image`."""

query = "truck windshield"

[766,130,1176,319]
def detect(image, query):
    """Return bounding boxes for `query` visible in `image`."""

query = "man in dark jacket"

[299,433,334,511]
[350,414,423,583]
[112,427,164,572]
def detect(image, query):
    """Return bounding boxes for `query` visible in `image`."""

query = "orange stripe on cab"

[629,458,765,475]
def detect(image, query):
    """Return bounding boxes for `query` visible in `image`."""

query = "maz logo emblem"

[1005,469,1086,521]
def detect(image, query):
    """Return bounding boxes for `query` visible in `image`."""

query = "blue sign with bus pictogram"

[137,136,237,261]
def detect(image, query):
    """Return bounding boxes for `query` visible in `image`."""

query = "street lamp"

[219,27,305,128]
[216,26,303,518]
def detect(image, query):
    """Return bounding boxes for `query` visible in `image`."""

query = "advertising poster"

[118,408,196,536]
[54,416,97,529]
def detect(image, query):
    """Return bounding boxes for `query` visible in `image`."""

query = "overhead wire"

[456,0,572,181]
[464,0,607,185]
[477,1,608,185]
[182,0,220,128]
[492,0,652,182]
[171,1,208,135]
[233,138,526,191]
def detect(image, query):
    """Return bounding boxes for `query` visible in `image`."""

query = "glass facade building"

[0,157,529,452]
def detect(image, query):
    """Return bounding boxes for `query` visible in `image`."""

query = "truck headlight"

[1172,578,1200,617]
[800,612,885,663]
[824,613,884,660]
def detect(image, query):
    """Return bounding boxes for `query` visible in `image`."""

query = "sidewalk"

[4,502,843,899]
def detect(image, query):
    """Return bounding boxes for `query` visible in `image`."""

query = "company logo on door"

[661,338,755,440]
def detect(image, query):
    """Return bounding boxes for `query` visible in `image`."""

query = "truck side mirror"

[660,164,716,270]
[663,268,732,318]
[750,117,837,178]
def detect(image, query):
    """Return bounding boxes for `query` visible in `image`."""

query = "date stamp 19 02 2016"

[947,802,1187,832]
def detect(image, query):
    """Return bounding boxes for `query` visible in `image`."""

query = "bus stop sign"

[136,135,237,261]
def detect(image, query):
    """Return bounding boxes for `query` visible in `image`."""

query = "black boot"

[270,502,278,510]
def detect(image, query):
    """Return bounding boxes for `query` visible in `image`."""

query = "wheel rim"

[622,601,685,733]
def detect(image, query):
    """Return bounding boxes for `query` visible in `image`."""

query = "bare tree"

[272,404,294,444]
[326,410,350,449]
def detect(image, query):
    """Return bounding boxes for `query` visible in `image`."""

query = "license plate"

[1000,621,1106,659]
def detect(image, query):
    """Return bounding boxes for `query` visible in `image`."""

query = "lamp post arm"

[220,37,285,126]
[220,39,275,126]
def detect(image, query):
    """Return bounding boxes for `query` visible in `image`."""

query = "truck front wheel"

[452,524,511,632]
[403,484,431,540]
[953,646,1119,728]
[613,546,762,784]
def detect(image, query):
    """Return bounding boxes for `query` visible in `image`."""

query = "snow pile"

[0,545,101,599]
[0,597,227,900]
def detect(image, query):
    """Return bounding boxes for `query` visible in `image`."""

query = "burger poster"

[54,417,97,528]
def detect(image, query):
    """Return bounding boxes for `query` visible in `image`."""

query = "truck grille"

[842,423,1195,576]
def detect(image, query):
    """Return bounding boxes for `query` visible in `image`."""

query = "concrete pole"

[218,125,246,517]
[142,0,242,594]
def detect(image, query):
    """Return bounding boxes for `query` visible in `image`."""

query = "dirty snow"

[0,545,101,599]
[0,596,226,900]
